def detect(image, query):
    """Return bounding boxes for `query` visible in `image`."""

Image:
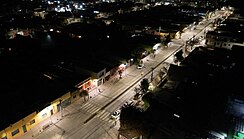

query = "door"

[22,125,27,133]
[50,109,53,115]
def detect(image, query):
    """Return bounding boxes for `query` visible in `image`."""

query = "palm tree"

[80,90,89,101]
[175,49,184,62]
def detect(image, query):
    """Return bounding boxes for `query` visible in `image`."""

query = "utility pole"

[59,99,63,118]
[151,67,154,82]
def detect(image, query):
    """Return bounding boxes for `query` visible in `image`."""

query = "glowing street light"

[174,113,180,118]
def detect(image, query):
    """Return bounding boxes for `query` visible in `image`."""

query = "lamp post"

[124,63,127,76]
[59,99,63,118]
[49,112,53,125]
[151,67,154,82]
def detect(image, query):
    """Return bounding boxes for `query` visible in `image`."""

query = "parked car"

[123,100,134,108]
[136,107,144,112]
[111,109,121,120]
[137,64,144,69]
[133,93,143,100]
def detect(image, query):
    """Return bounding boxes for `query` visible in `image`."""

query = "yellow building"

[0,92,71,139]
[0,71,93,139]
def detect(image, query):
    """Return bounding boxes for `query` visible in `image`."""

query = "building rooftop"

[0,67,73,130]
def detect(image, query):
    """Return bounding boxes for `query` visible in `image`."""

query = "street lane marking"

[89,108,100,114]
[86,106,99,113]
[83,103,96,110]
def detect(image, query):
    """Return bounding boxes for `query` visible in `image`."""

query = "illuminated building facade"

[0,67,93,139]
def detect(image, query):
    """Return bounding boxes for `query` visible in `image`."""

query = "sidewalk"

[19,95,88,139]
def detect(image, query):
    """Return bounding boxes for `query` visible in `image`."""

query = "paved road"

[18,8,231,139]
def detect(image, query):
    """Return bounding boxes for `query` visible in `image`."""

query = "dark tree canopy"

[140,78,149,93]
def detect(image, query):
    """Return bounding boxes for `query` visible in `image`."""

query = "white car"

[123,100,134,108]
[137,64,144,69]
[111,109,121,120]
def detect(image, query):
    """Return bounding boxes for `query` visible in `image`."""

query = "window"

[30,119,35,125]
[11,129,19,137]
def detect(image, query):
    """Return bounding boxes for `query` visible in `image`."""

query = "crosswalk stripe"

[85,106,98,113]
[108,119,114,124]
[101,117,109,122]
[98,110,107,116]
[99,112,110,120]
[82,104,96,111]
[81,103,92,109]
[89,107,99,114]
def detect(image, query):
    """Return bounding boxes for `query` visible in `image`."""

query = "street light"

[59,99,63,118]
[130,58,133,66]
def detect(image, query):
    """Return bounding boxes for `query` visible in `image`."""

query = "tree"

[164,33,171,45]
[119,106,143,137]
[134,87,141,94]
[140,78,149,94]
[118,69,123,79]
[159,67,167,78]
[175,49,184,62]
[141,93,154,111]
[80,90,89,101]
[179,30,183,39]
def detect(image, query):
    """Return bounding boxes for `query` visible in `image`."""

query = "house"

[205,13,244,49]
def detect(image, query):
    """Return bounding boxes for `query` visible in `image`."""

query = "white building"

[205,30,244,50]
[205,17,244,50]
